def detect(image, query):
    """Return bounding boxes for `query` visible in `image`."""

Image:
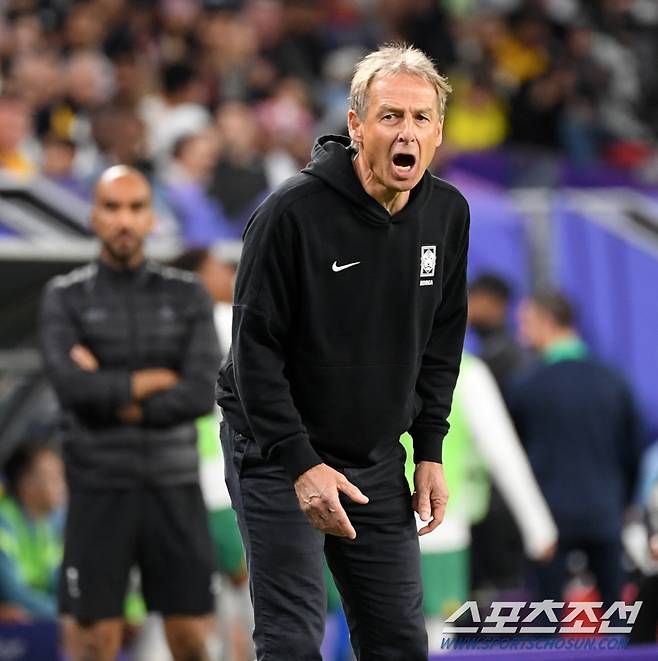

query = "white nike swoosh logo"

[332,260,361,272]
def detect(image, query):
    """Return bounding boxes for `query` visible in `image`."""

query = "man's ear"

[347,109,363,146]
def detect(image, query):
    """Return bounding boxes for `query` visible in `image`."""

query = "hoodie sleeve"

[409,200,470,464]
[231,202,323,481]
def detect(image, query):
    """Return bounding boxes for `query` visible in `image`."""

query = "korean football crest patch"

[420,245,436,278]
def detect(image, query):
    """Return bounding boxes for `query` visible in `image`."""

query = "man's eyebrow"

[378,104,434,114]
[100,197,149,206]
[379,104,403,113]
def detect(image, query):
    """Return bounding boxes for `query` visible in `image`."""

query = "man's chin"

[105,243,141,266]
[388,177,421,192]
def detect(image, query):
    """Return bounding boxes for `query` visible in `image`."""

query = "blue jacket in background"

[507,355,645,541]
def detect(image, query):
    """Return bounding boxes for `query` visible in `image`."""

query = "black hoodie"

[217,135,469,480]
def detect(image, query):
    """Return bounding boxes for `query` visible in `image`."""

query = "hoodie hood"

[302,135,433,226]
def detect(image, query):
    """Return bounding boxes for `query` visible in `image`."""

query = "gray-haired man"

[217,44,470,660]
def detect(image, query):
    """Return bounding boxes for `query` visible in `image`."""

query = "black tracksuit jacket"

[39,260,220,489]
[217,135,470,480]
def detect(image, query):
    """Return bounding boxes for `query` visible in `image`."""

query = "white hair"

[349,43,452,121]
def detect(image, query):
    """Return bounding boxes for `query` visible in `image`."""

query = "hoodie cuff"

[410,428,444,464]
[270,436,324,482]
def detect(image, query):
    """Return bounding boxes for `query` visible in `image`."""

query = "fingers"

[70,344,99,371]
[415,487,431,522]
[304,497,356,539]
[294,465,366,539]
[336,477,369,505]
[328,504,357,539]
[430,495,447,525]
[418,517,441,536]
[418,496,446,536]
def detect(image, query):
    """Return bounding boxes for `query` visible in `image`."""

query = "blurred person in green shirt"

[0,442,65,622]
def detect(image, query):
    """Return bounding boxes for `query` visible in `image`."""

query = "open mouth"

[392,153,416,172]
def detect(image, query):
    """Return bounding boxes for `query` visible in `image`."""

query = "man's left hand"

[412,461,448,536]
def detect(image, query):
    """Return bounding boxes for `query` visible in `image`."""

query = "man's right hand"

[131,369,180,401]
[294,464,368,539]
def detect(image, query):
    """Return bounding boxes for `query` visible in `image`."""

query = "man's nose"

[397,117,416,143]
[114,208,133,228]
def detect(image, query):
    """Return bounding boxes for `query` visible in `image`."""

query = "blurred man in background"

[39,165,220,661]
[0,441,65,622]
[509,291,645,606]
[467,272,529,598]
[468,272,529,388]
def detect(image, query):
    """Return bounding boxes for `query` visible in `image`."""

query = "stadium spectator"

[0,0,657,230]
[493,10,552,88]
[207,101,274,228]
[254,76,317,175]
[40,134,88,200]
[0,94,36,179]
[39,165,220,661]
[87,104,151,177]
[198,7,269,104]
[558,22,609,166]
[165,131,239,246]
[0,442,65,622]
[62,0,107,52]
[86,104,179,237]
[9,52,63,124]
[36,51,114,151]
[443,66,508,153]
[106,48,148,110]
[140,60,211,168]
[508,291,646,606]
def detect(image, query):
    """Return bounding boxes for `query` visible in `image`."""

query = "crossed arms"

[39,280,218,427]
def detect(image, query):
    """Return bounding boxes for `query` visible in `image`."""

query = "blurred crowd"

[1,0,658,245]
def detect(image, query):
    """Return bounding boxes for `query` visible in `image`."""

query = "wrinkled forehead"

[365,72,440,113]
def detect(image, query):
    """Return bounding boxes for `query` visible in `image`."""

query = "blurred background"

[1,0,658,659]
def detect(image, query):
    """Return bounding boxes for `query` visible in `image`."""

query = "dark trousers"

[220,422,427,661]
[629,574,658,644]
[533,537,624,605]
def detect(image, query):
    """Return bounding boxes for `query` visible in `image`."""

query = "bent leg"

[221,422,326,661]
[325,446,427,661]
